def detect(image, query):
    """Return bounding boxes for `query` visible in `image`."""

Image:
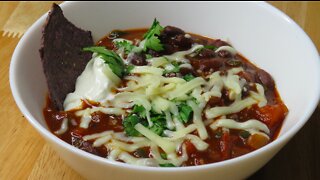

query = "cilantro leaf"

[125,104,167,137]
[144,36,164,52]
[149,114,166,136]
[183,74,195,81]
[143,19,164,52]
[114,40,136,55]
[178,103,193,123]
[160,153,167,159]
[143,18,163,39]
[83,46,125,77]
[239,130,250,139]
[203,45,218,51]
[159,163,175,167]
[145,54,153,59]
[163,62,180,74]
[132,105,146,118]
[124,65,135,76]
[123,114,142,136]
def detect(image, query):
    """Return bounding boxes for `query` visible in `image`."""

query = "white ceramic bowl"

[10,2,320,180]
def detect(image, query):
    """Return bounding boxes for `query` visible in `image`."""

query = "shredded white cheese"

[62,41,273,167]
[209,118,270,134]
[54,118,68,135]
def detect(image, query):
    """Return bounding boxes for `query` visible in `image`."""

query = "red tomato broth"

[44,28,288,166]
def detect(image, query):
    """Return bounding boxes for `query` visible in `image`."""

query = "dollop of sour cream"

[64,53,120,111]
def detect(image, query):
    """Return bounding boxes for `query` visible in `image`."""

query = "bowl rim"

[9,1,320,172]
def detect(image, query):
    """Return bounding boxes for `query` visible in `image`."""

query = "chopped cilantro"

[124,65,135,75]
[203,45,218,51]
[177,103,193,123]
[149,114,166,136]
[144,36,164,52]
[114,40,136,55]
[183,74,195,81]
[160,153,167,159]
[124,105,167,136]
[163,62,180,74]
[145,54,153,59]
[123,114,142,136]
[143,18,164,39]
[239,130,250,139]
[83,46,125,77]
[159,163,175,167]
[132,105,146,118]
[143,19,164,52]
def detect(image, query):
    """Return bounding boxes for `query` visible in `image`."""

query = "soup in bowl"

[10,2,320,179]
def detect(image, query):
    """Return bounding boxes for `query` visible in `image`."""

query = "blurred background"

[0,1,319,179]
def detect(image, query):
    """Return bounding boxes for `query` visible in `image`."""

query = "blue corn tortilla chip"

[39,3,93,110]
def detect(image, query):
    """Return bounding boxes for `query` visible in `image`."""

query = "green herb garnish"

[114,40,136,55]
[183,74,195,81]
[123,114,142,136]
[124,65,135,75]
[143,19,164,52]
[239,130,250,139]
[83,46,125,77]
[159,163,175,167]
[163,61,180,74]
[124,105,167,137]
[132,105,147,118]
[203,45,218,51]
[160,153,167,159]
[143,19,164,39]
[144,36,164,52]
[149,114,167,136]
[145,54,153,59]
[177,103,193,123]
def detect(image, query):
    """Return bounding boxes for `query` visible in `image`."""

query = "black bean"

[147,49,161,57]
[256,69,275,90]
[207,39,230,47]
[173,34,192,49]
[71,136,99,155]
[134,148,149,158]
[197,58,225,72]
[198,48,215,58]
[108,30,126,39]
[164,72,179,77]
[226,59,242,67]
[162,26,185,36]
[180,67,196,76]
[128,53,147,66]
[217,50,232,58]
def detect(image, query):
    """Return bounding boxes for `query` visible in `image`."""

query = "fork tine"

[2,31,9,37]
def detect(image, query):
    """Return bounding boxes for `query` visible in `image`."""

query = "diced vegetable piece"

[247,133,269,149]
[220,131,231,160]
